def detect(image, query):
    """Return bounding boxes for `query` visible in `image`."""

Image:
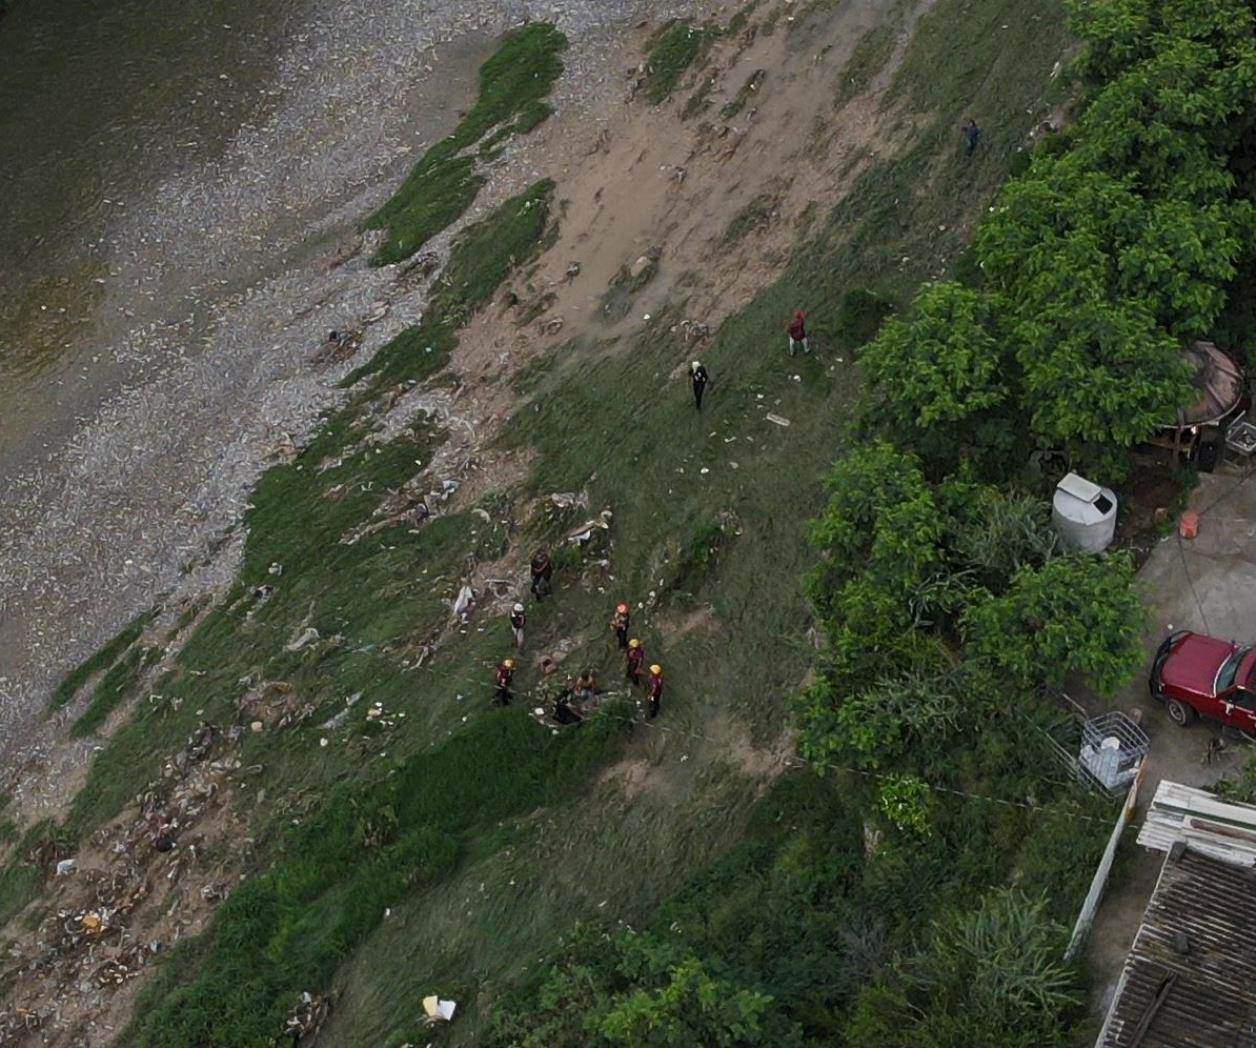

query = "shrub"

[962,552,1145,694]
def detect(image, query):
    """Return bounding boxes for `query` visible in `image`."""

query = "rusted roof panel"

[1100,847,1256,1047]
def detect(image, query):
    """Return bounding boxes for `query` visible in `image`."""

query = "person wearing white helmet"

[689,360,710,410]
[509,602,526,652]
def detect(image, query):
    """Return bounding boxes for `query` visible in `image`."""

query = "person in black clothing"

[530,549,553,601]
[690,360,710,410]
[963,118,982,157]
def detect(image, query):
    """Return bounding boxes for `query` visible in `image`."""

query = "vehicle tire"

[1166,699,1198,727]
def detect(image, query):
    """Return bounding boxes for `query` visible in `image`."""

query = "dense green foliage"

[364,25,566,265]
[860,0,1256,477]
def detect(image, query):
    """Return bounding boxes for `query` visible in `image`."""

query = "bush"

[845,889,1080,1047]
[962,552,1145,695]
[833,288,893,350]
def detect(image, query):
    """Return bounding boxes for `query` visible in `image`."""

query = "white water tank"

[1052,472,1117,553]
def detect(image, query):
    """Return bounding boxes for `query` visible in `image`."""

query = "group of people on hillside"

[685,308,810,411]
[491,115,989,729]
[493,565,664,725]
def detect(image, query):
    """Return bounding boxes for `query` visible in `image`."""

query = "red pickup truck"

[1150,630,1256,732]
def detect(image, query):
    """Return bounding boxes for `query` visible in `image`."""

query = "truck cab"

[1150,630,1256,731]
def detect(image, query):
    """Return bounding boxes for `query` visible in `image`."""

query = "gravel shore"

[0,0,711,805]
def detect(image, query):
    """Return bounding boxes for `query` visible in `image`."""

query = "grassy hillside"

[0,2,1103,1044]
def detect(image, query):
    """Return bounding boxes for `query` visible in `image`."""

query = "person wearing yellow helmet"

[610,601,631,650]
[494,658,517,706]
[625,637,645,686]
[647,664,664,720]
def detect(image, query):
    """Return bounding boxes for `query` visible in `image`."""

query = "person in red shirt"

[647,664,664,719]
[494,658,516,706]
[787,310,809,355]
[625,638,645,686]
[610,602,630,649]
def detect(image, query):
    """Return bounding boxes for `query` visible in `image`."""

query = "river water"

[0,0,304,460]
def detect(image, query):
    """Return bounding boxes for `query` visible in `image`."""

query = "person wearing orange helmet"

[494,658,517,706]
[610,601,631,650]
[647,664,664,719]
[625,637,645,686]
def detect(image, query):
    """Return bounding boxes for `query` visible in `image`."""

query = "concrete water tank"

[1052,472,1117,553]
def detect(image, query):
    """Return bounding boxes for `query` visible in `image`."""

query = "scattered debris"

[422,995,457,1023]
[453,585,475,620]
[285,991,332,1042]
[285,626,321,652]
[549,491,589,511]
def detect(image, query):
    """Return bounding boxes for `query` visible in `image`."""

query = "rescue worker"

[625,638,645,686]
[647,664,664,719]
[530,548,553,601]
[494,658,516,706]
[509,602,526,652]
[690,360,710,410]
[611,602,631,650]
[787,310,809,355]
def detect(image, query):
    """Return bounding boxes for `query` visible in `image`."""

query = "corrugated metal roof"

[1138,781,1256,867]
[1099,847,1256,1047]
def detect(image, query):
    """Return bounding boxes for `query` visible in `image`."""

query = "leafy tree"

[844,890,1080,1048]
[796,662,1006,774]
[961,552,1145,694]
[860,282,1008,431]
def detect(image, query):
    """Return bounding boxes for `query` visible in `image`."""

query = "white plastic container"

[1052,472,1117,553]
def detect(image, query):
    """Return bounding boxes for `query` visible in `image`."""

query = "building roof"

[1098,845,1256,1047]
[1170,341,1244,428]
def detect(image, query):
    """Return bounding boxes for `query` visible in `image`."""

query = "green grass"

[124,706,633,1046]
[364,24,566,266]
[835,20,898,108]
[348,179,556,394]
[50,609,154,709]
[722,191,781,244]
[70,644,160,737]
[643,21,720,104]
